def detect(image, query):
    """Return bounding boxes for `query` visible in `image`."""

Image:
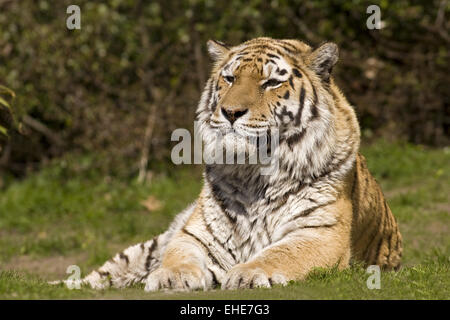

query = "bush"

[0,0,448,176]
[0,85,15,153]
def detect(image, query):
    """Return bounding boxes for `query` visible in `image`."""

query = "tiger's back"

[350,153,403,270]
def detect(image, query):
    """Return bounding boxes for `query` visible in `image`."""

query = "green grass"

[0,140,449,299]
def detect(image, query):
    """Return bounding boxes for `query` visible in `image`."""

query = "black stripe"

[182,227,227,270]
[295,85,305,126]
[300,71,319,122]
[235,234,252,251]
[277,40,299,51]
[267,183,306,208]
[211,40,229,49]
[262,79,283,90]
[98,271,110,277]
[204,218,227,246]
[227,247,237,262]
[302,224,335,229]
[383,200,391,229]
[275,105,294,122]
[288,76,294,89]
[351,167,358,199]
[278,45,296,55]
[273,41,298,55]
[206,79,214,109]
[385,232,393,263]
[211,99,217,112]
[364,234,379,262]
[263,215,272,244]
[279,222,335,240]
[274,48,287,58]
[395,229,401,251]
[289,201,335,222]
[208,267,220,288]
[350,168,360,224]
[353,205,377,248]
[367,207,386,264]
[310,85,319,120]
[285,130,305,150]
[97,271,113,287]
[292,68,302,78]
[241,44,279,53]
[319,149,354,179]
[373,237,384,265]
[362,199,385,263]
[119,253,129,265]
[145,237,158,271]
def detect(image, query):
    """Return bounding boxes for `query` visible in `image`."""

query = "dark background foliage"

[0,0,448,177]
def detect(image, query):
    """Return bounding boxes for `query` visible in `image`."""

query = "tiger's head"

[197,37,357,179]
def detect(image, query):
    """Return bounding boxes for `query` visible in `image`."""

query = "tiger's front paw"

[144,264,210,292]
[223,264,288,290]
[223,264,270,290]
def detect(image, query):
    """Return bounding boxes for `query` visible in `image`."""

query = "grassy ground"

[0,140,449,299]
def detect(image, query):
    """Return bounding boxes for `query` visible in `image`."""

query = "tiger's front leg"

[144,230,214,291]
[223,217,352,290]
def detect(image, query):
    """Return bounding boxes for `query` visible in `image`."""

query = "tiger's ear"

[207,40,230,60]
[307,42,339,82]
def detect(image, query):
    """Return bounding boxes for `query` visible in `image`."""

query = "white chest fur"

[201,169,340,265]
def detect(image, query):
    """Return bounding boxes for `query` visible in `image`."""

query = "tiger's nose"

[221,107,248,125]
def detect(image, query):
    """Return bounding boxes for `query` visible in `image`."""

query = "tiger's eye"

[262,79,283,89]
[224,76,235,84]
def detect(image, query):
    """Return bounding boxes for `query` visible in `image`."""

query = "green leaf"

[0,125,7,136]
[0,85,15,98]
[0,96,12,111]
[0,86,14,136]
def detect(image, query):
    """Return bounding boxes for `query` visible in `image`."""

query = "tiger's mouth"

[210,122,271,143]
[206,122,274,156]
[210,119,271,136]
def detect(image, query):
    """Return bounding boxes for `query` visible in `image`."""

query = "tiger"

[55,37,402,291]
